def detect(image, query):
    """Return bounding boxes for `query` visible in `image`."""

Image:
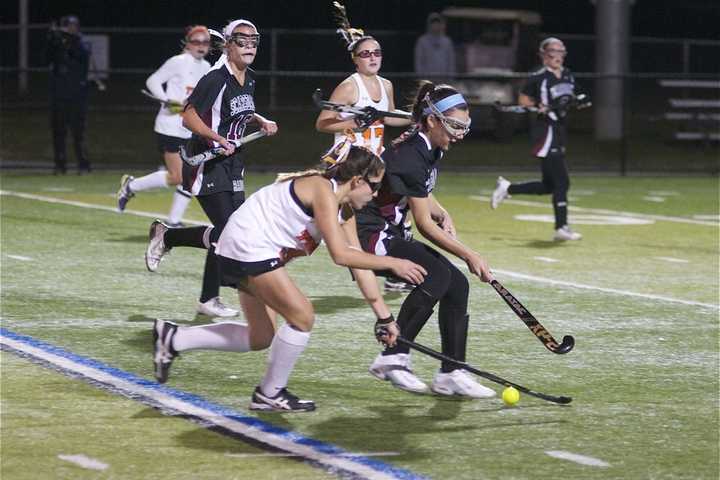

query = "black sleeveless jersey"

[356,132,442,255]
[182,58,257,196]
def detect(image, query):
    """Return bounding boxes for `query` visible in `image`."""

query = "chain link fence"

[1,26,718,173]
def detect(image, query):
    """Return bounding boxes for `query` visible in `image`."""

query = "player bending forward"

[150,145,426,412]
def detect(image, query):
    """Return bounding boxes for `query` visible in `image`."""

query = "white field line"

[225,452,401,458]
[57,454,109,471]
[654,257,689,264]
[5,254,33,261]
[0,190,209,226]
[469,195,719,226]
[545,450,610,467]
[486,267,718,310]
[533,257,560,263]
[3,189,718,309]
[0,334,414,480]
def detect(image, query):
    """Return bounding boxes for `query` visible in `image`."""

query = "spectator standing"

[46,15,92,175]
[414,13,456,82]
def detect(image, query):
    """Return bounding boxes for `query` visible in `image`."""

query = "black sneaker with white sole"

[153,320,179,383]
[249,386,316,412]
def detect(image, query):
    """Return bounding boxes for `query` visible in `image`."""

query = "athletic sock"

[260,324,310,397]
[164,226,209,249]
[438,306,469,373]
[168,187,192,225]
[383,288,436,356]
[554,200,568,230]
[508,180,547,195]
[199,249,221,303]
[172,321,250,352]
[128,170,168,192]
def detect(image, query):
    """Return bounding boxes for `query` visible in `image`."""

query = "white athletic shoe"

[369,353,429,393]
[145,220,170,272]
[553,225,582,241]
[491,176,511,209]
[431,369,497,398]
[197,297,239,318]
[117,174,135,212]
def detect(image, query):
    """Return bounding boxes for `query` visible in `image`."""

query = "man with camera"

[46,15,92,175]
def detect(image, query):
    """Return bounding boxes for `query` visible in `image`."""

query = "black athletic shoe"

[249,386,316,412]
[153,320,179,383]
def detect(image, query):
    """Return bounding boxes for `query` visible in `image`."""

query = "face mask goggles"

[229,32,260,49]
[422,93,471,139]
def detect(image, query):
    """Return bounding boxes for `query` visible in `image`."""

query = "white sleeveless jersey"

[216,178,340,264]
[334,73,389,155]
[146,52,210,138]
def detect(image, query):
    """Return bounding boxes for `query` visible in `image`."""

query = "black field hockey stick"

[491,280,575,354]
[312,89,412,120]
[180,131,267,166]
[397,337,572,404]
[494,94,592,114]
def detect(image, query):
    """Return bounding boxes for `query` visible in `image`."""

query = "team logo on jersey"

[550,83,574,99]
[425,168,438,193]
[230,94,255,116]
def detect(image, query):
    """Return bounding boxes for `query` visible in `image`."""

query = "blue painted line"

[0,327,427,480]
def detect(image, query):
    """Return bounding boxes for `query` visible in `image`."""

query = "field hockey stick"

[491,280,575,354]
[140,89,180,108]
[397,337,572,404]
[312,89,412,120]
[180,131,267,166]
[495,94,592,114]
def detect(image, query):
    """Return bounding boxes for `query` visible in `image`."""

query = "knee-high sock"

[260,324,310,397]
[438,307,469,372]
[383,288,436,356]
[168,186,192,225]
[172,321,250,352]
[199,249,221,303]
[128,170,167,192]
[164,226,210,249]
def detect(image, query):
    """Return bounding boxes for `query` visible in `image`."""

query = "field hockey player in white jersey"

[315,2,411,156]
[117,26,211,225]
[151,144,427,412]
[316,1,414,293]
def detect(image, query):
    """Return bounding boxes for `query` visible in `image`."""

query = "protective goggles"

[187,39,211,46]
[229,33,260,49]
[423,93,471,139]
[544,47,567,58]
[355,49,382,59]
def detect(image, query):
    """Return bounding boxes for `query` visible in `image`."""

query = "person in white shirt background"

[116,25,211,226]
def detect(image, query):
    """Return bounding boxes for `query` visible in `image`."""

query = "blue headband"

[422,93,467,115]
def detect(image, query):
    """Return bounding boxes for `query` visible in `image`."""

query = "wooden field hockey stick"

[180,131,267,166]
[491,280,575,354]
[397,337,572,404]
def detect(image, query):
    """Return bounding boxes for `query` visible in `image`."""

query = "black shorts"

[218,255,283,289]
[156,133,187,153]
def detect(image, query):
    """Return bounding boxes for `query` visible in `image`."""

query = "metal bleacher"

[659,79,720,142]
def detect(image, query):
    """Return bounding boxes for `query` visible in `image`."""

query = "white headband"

[223,19,258,38]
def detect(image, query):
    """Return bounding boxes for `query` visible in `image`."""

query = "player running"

[490,37,589,241]
[144,19,278,318]
[355,82,497,399]
[150,145,427,412]
[316,1,414,293]
[117,26,211,225]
